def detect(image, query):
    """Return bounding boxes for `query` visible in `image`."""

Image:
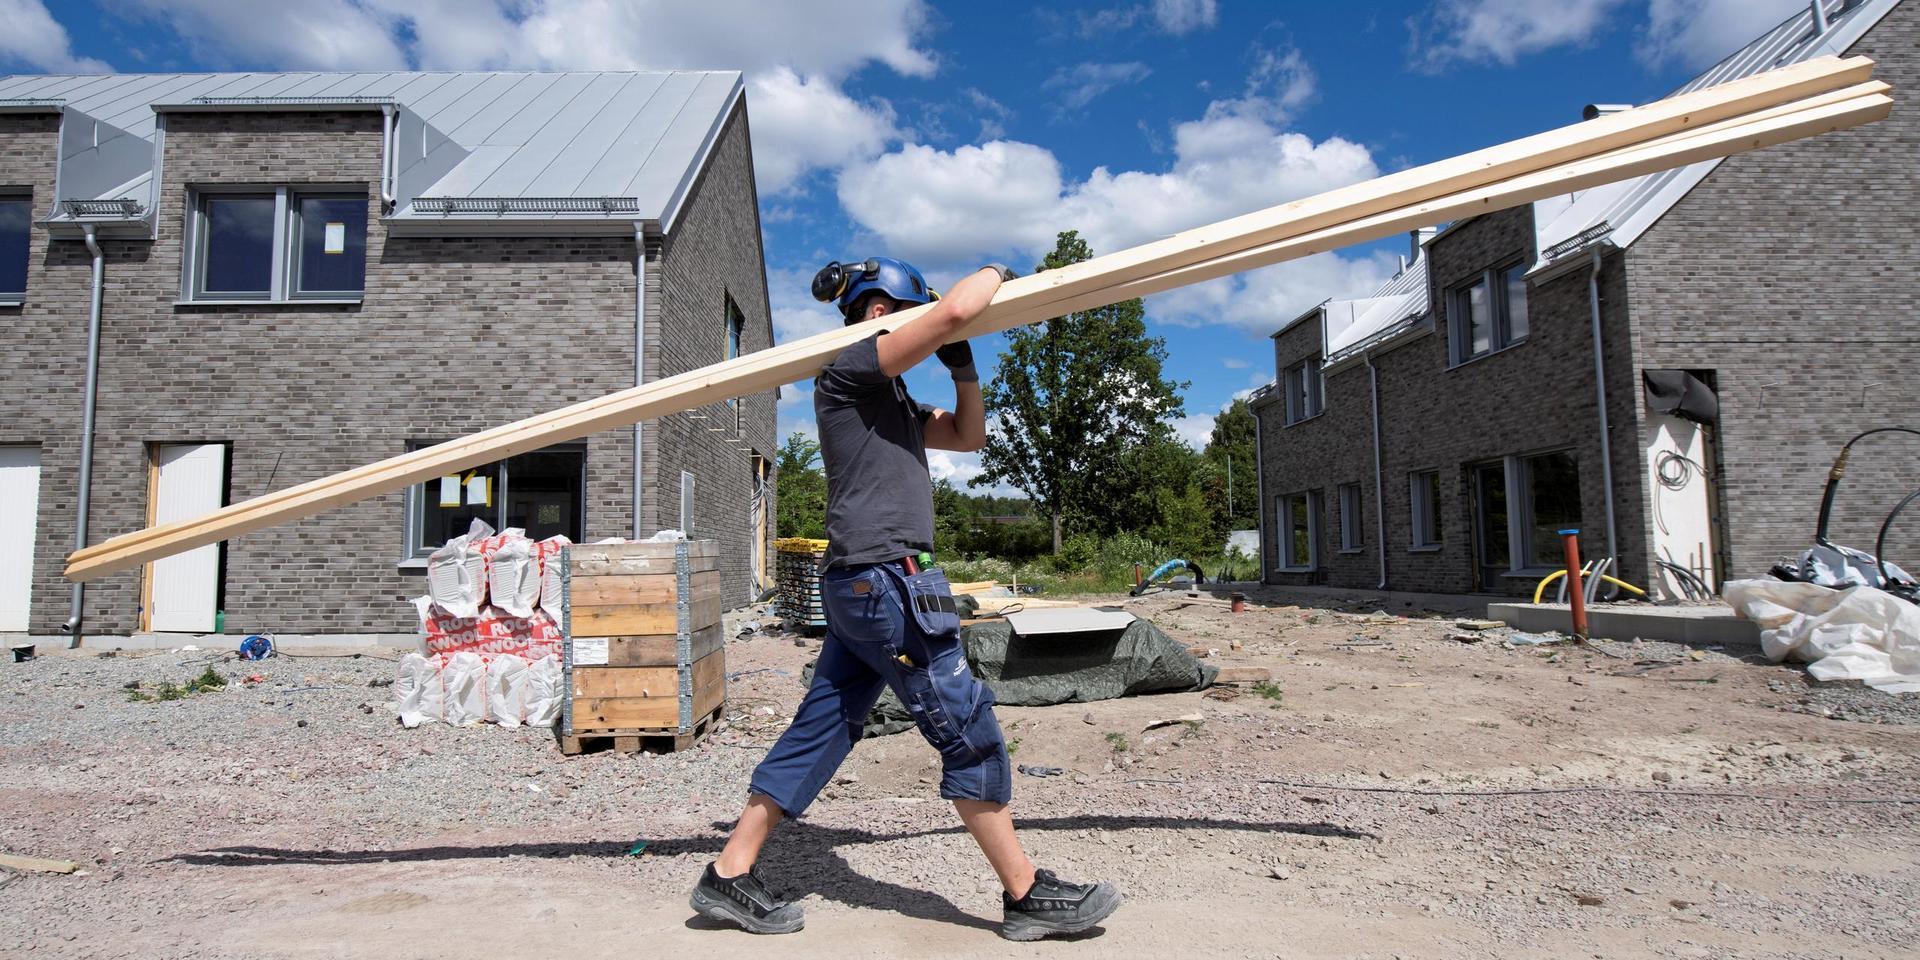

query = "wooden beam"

[0,852,81,874]
[63,62,1887,583]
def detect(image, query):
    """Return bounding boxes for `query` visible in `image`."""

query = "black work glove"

[936,340,978,383]
[983,263,1020,282]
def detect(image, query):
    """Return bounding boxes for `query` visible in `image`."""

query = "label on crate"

[572,637,609,666]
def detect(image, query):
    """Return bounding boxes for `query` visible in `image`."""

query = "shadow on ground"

[167,815,1375,933]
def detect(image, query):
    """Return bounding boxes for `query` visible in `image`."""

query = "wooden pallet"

[558,703,724,756]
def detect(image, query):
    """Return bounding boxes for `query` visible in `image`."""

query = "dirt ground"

[3,586,1917,959]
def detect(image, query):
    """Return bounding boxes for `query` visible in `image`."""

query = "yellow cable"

[1531,569,1648,604]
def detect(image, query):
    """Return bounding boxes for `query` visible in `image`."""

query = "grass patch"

[1251,681,1284,702]
[127,665,228,703]
[1104,732,1130,753]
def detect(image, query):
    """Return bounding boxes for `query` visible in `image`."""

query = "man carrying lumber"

[691,257,1122,940]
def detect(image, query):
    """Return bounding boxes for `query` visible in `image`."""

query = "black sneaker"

[1000,868,1123,941]
[689,862,805,934]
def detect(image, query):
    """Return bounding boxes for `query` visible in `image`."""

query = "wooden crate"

[559,539,726,755]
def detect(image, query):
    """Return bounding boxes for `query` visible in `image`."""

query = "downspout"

[379,104,397,210]
[1253,402,1268,583]
[63,224,105,647]
[1365,351,1388,590]
[631,224,647,540]
[1587,248,1620,560]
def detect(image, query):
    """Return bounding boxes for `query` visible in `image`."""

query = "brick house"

[1252,0,1918,599]
[0,70,777,638]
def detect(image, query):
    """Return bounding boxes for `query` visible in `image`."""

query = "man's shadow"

[170,814,1375,935]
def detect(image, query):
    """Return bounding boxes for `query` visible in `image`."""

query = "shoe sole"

[999,884,1124,941]
[689,888,805,935]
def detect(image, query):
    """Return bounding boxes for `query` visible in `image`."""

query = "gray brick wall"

[1,105,774,635]
[645,101,777,609]
[1624,0,1920,577]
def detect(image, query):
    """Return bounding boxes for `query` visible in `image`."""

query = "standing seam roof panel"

[620,72,735,202]
[529,74,668,198]
[572,72,698,197]
[473,72,635,198]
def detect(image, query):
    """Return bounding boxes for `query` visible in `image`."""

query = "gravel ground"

[2,589,1917,959]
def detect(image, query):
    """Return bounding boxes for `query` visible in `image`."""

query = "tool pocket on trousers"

[894,567,962,642]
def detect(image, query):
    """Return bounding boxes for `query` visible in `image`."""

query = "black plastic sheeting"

[801,615,1219,739]
[1643,369,1719,425]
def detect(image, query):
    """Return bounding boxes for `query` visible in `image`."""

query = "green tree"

[976,230,1186,551]
[775,432,827,539]
[1202,398,1259,528]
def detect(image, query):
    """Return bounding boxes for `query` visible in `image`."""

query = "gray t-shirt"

[815,333,937,569]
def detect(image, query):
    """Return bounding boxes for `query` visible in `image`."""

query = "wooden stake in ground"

[0,852,82,874]
[63,58,1890,583]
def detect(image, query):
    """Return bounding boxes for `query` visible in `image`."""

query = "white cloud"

[111,0,933,194]
[1152,0,1219,34]
[1042,61,1153,112]
[838,46,1371,275]
[767,266,848,344]
[0,0,109,72]
[927,449,986,486]
[1640,0,1809,70]
[1222,357,1249,369]
[1150,250,1402,333]
[1170,413,1218,450]
[1412,0,1630,69]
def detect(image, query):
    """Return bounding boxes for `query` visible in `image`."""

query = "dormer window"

[187,187,367,302]
[1449,260,1529,364]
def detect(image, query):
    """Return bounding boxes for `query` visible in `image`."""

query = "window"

[1279,491,1318,571]
[189,187,367,302]
[1410,471,1442,549]
[407,444,585,557]
[1449,260,1530,364]
[1283,356,1324,425]
[725,295,746,431]
[1470,450,1582,580]
[1338,483,1363,552]
[0,195,30,301]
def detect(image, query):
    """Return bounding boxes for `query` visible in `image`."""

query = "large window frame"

[1278,490,1319,572]
[0,191,31,304]
[1448,259,1530,365]
[1337,482,1363,553]
[185,185,369,304]
[403,442,587,560]
[1283,356,1325,426]
[1409,470,1443,551]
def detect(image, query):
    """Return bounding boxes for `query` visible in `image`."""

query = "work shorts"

[747,562,1012,816]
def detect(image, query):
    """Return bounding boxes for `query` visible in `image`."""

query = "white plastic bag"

[487,535,541,619]
[535,535,572,616]
[1724,579,1920,693]
[524,654,563,728]
[394,652,449,728]
[426,518,494,619]
[487,654,529,727]
[440,652,489,726]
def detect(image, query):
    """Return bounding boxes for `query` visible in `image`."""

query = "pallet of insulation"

[559,539,725,755]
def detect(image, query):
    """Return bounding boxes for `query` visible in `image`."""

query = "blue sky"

[7,0,1812,490]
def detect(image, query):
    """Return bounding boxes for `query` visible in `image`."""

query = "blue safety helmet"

[810,256,939,320]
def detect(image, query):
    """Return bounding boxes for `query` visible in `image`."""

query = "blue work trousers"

[748,562,1011,816]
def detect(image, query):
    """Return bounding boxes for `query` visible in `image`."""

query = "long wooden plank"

[569,593,722,637]
[572,650,726,731]
[0,852,81,874]
[568,568,721,607]
[63,61,1885,582]
[64,66,1874,578]
[570,541,719,563]
[68,59,1871,577]
[571,554,720,578]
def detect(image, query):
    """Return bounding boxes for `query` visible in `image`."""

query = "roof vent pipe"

[1811,0,1830,36]
[1582,103,1633,121]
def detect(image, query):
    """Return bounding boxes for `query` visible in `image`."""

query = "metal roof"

[1533,0,1899,264]
[1300,0,1900,365]
[0,70,745,235]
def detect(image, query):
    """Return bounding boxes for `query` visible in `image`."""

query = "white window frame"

[1337,482,1363,553]
[1283,356,1324,426]
[1278,490,1319,572]
[184,185,367,305]
[1448,258,1530,366]
[1409,470,1442,551]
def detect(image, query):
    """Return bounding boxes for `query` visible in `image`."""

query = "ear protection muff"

[810,259,880,304]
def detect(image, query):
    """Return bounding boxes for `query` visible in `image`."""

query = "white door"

[0,446,40,632]
[148,443,224,633]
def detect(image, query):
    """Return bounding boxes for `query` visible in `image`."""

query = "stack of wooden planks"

[61,56,1892,583]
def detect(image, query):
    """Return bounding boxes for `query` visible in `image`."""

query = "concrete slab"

[1486,602,1760,649]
